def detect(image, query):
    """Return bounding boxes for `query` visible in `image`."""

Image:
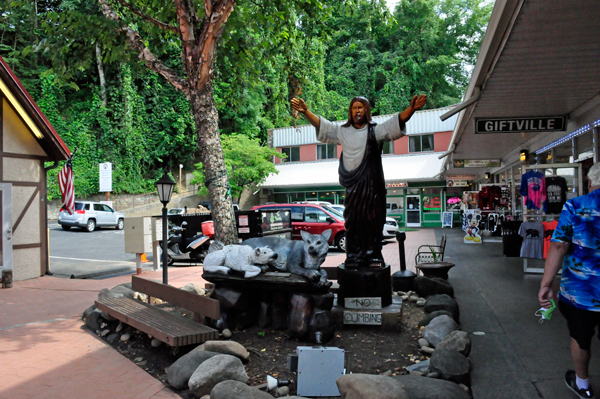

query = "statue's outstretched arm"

[399,94,427,123]
[291,98,320,129]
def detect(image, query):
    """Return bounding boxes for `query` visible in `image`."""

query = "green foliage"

[192,134,283,201]
[1,0,491,200]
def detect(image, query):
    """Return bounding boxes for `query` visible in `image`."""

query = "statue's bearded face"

[351,101,367,127]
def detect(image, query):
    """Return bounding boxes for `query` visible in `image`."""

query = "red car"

[251,203,346,251]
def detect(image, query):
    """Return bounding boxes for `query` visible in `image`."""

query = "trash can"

[502,221,523,257]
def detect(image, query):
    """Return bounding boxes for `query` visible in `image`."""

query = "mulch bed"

[99,299,428,398]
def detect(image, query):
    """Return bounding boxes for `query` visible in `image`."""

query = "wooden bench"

[415,234,447,268]
[95,275,220,347]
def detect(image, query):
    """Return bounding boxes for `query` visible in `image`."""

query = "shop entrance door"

[406,196,421,227]
[0,184,13,274]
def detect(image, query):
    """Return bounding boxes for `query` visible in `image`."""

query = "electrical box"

[296,346,345,397]
[124,217,152,254]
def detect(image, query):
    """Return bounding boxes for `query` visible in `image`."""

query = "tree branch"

[113,0,179,33]
[98,0,188,93]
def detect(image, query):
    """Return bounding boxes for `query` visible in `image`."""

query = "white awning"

[260,152,446,189]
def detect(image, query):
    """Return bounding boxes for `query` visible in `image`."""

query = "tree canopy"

[1,0,492,197]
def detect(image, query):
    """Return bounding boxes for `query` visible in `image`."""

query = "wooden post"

[2,270,13,288]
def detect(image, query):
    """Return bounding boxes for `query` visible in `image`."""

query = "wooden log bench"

[95,275,220,347]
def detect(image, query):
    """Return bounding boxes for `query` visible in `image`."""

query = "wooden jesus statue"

[291,95,426,268]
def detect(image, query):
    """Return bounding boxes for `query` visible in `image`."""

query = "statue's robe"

[317,115,406,265]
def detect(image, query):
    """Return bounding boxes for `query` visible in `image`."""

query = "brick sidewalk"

[322,228,437,274]
[0,267,209,399]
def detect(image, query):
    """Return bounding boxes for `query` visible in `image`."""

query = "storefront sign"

[344,297,382,310]
[475,116,566,134]
[453,159,501,168]
[446,180,468,187]
[446,174,477,180]
[442,212,453,228]
[385,182,408,188]
[423,196,441,211]
[99,162,112,192]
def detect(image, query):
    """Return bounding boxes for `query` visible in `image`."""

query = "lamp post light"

[156,173,176,284]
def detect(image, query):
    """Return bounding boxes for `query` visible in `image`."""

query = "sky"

[386,0,399,11]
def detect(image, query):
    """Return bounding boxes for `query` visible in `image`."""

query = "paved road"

[48,222,156,278]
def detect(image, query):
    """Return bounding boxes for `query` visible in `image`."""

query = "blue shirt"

[552,189,600,311]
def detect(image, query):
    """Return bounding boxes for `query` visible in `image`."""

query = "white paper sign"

[99,162,112,192]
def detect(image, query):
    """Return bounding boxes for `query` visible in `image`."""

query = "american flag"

[58,157,74,215]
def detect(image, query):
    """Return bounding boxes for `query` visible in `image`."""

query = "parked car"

[58,201,125,232]
[252,203,347,251]
[329,204,399,239]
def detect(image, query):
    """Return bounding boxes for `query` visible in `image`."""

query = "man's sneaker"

[565,370,595,398]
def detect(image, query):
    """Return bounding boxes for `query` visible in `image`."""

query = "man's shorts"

[559,299,600,350]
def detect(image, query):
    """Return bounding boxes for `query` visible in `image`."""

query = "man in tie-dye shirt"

[539,162,600,399]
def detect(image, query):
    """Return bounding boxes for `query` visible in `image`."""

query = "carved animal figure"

[242,229,332,288]
[203,244,278,278]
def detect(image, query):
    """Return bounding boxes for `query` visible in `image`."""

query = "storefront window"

[422,188,442,212]
[445,187,463,212]
[407,188,420,195]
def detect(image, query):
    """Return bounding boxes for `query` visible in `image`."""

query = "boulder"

[418,311,454,327]
[417,338,430,348]
[83,309,104,331]
[429,349,470,385]
[188,354,248,397]
[210,380,272,399]
[406,359,430,374]
[110,285,136,299]
[288,294,313,339]
[180,283,205,295]
[82,305,96,320]
[199,340,250,363]
[168,351,220,389]
[414,277,454,298]
[336,374,409,399]
[423,315,460,347]
[392,375,470,399]
[106,333,119,343]
[424,295,459,322]
[436,331,471,357]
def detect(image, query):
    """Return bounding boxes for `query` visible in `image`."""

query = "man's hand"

[410,94,427,111]
[539,285,556,309]
[291,98,308,114]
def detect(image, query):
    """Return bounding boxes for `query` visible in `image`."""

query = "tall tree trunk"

[96,44,107,107]
[189,83,237,244]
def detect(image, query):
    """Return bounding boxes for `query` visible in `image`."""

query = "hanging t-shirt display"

[519,171,546,210]
[542,220,558,259]
[518,220,544,259]
[544,176,568,214]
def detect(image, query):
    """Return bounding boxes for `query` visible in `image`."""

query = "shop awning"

[445,0,600,177]
[260,152,446,189]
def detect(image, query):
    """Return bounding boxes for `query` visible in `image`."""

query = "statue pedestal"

[337,263,392,308]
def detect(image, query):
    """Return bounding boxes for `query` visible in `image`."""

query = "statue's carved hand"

[306,269,320,281]
[291,97,308,113]
[410,94,427,111]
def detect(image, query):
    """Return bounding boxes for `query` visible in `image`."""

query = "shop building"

[0,56,70,281]
[257,106,458,227]
[440,0,600,271]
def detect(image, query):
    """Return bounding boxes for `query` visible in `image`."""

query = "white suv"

[58,201,125,232]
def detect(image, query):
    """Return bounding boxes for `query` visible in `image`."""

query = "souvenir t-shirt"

[518,221,544,259]
[542,220,558,259]
[519,171,546,210]
[544,176,568,214]
[552,190,600,311]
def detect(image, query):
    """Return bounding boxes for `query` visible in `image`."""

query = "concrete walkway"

[0,267,209,399]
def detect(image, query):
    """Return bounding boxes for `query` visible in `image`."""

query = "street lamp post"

[156,173,176,284]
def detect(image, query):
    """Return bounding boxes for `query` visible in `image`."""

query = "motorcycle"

[161,220,214,265]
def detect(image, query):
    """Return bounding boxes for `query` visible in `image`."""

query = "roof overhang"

[261,153,447,189]
[0,56,70,161]
[445,0,600,177]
